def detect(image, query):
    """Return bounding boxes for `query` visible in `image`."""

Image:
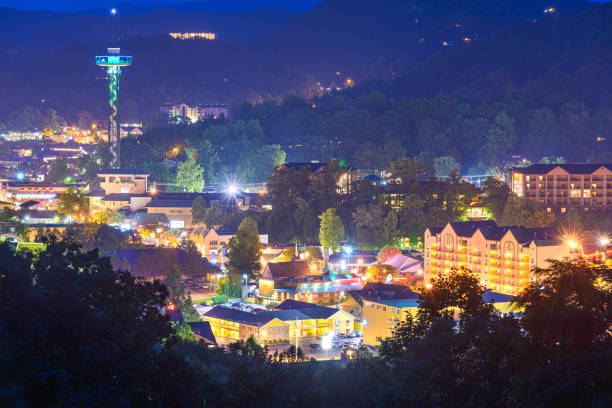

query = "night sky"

[2,0,324,12]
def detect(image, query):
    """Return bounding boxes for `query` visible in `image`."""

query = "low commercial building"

[97,169,149,195]
[259,307,354,337]
[361,290,517,346]
[424,221,575,295]
[508,163,612,212]
[362,298,420,346]
[343,282,419,322]
[189,226,269,264]
[259,261,321,298]
[146,199,194,229]
[203,306,288,343]
[0,182,85,210]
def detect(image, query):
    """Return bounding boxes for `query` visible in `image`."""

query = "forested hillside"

[0,0,596,125]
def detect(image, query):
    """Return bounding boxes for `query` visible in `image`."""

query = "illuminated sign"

[15,193,56,200]
[170,220,185,229]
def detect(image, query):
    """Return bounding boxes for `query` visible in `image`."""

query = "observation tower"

[95,10,132,168]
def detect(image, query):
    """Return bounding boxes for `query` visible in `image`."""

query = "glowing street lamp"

[567,239,579,249]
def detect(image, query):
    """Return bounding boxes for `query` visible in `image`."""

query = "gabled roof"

[449,220,497,238]
[204,306,275,327]
[188,321,217,344]
[347,282,419,306]
[275,299,318,310]
[384,254,420,272]
[264,261,315,279]
[260,306,345,321]
[511,163,612,174]
[363,173,382,181]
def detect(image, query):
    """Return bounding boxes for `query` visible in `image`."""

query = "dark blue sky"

[1,0,323,12]
[3,0,609,12]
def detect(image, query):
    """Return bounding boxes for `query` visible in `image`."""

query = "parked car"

[309,343,321,351]
[337,332,347,339]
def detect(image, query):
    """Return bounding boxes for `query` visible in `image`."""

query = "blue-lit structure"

[95,47,132,168]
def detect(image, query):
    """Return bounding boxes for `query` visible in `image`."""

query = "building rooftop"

[204,306,275,327]
[442,221,554,244]
[511,163,612,174]
[483,290,515,303]
[187,321,217,344]
[275,299,318,310]
[372,298,421,308]
[260,306,343,321]
[146,199,194,208]
[347,282,419,306]
[264,261,316,279]
[101,193,132,202]
[98,168,149,175]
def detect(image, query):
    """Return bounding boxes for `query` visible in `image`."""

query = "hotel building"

[424,221,574,295]
[508,164,612,212]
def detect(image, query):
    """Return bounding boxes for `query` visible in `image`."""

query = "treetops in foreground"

[1,235,611,407]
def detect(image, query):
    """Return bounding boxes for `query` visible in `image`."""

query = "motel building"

[0,182,85,210]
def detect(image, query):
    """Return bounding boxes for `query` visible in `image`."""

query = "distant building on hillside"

[508,163,612,212]
[161,103,228,123]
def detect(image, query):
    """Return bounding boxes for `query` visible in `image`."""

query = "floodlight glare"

[225,183,239,196]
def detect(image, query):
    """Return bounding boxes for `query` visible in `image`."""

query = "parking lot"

[266,333,364,360]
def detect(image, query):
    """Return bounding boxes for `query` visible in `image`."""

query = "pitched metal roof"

[188,321,217,344]
[275,299,318,310]
[204,306,275,326]
[260,306,344,321]
[511,163,612,174]
[347,282,419,306]
[264,261,315,279]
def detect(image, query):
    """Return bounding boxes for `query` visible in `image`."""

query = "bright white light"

[345,246,353,255]
[599,237,610,246]
[225,183,239,196]
[321,333,333,350]
[243,274,248,280]
[16,172,24,181]
[111,8,117,15]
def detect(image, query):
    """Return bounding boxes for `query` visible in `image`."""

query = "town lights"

[225,183,239,197]
[321,332,333,351]
[567,239,579,249]
[599,237,610,246]
[344,246,353,255]
[425,282,433,289]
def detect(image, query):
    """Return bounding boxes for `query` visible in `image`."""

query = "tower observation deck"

[95,47,132,168]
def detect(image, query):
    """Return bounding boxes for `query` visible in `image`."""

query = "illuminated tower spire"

[95,9,131,168]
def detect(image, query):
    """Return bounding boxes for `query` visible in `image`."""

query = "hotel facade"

[508,164,612,212]
[424,221,574,295]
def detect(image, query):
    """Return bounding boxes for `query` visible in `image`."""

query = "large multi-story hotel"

[508,164,612,212]
[424,220,575,295]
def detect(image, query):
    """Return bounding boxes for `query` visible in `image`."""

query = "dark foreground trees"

[2,239,611,407]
